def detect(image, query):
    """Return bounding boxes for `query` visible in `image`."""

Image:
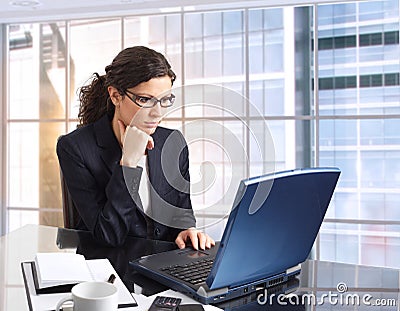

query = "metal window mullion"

[312,4,321,263]
[121,17,124,50]
[0,21,7,308]
[65,21,70,132]
[164,113,400,122]
[164,15,167,56]
[313,7,320,169]
[180,12,185,136]
[7,118,80,123]
[7,206,62,212]
[1,24,9,236]
[310,3,322,295]
[202,13,207,208]
[355,1,362,266]
[221,12,226,195]
[244,9,250,178]
[324,218,400,225]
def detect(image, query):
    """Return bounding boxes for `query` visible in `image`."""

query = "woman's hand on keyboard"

[175,228,215,250]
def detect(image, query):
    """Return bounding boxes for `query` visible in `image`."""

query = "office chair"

[60,169,80,229]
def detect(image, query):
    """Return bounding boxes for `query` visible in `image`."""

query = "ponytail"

[77,73,114,127]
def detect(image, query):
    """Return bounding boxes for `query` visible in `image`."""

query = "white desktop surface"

[2,225,400,311]
[0,225,222,311]
[1,225,64,311]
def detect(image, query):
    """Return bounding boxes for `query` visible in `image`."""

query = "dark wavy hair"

[77,46,176,126]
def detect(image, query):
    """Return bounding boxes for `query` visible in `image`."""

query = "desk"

[1,225,399,310]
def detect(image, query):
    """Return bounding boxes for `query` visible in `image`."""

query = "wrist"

[120,158,138,168]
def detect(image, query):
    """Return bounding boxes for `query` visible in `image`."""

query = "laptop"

[130,167,341,304]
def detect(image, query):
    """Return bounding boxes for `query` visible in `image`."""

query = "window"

[4,0,400,269]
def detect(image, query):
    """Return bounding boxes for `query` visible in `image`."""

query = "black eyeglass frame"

[124,90,175,108]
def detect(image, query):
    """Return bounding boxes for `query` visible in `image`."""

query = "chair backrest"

[60,169,80,229]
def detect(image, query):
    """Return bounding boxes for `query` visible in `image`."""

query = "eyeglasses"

[124,90,175,108]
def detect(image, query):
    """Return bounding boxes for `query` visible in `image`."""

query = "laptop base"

[132,257,301,304]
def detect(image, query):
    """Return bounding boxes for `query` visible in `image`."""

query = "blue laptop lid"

[206,167,340,289]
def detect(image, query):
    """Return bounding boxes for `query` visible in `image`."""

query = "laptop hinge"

[196,285,228,298]
[286,264,301,275]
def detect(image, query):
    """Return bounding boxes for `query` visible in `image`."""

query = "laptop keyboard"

[160,258,214,285]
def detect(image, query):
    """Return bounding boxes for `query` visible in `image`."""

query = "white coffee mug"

[55,281,118,311]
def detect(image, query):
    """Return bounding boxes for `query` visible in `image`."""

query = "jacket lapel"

[147,128,164,195]
[93,114,121,174]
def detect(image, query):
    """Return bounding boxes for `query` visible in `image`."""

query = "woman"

[57,46,214,249]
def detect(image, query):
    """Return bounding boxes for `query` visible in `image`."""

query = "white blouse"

[137,155,151,215]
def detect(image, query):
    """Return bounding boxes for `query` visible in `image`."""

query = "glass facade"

[3,0,400,268]
[316,0,400,268]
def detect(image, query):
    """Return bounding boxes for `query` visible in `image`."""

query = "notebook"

[33,253,92,291]
[130,167,340,304]
[21,257,137,311]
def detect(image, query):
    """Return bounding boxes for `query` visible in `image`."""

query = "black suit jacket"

[56,114,195,246]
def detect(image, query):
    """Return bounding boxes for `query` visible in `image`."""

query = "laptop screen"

[206,167,340,289]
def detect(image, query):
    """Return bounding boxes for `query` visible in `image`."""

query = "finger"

[117,120,126,145]
[188,230,199,250]
[175,234,186,249]
[198,232,207,250]
[205,235,215,249]
[147,136,154,150]
[129,127,150,151]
